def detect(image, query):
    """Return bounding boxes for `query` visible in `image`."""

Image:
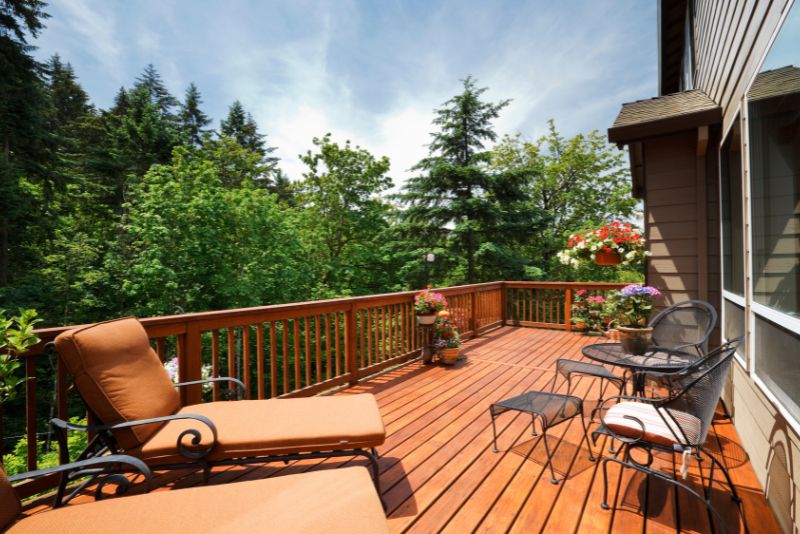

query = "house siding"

[676,1,798,531]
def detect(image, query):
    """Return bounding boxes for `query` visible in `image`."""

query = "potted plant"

[414,288,447,325]
[570,289,589,331]
[611,285,662,355]
[558,222,647,268]
[433,311,461,365]
[0,309,41,405]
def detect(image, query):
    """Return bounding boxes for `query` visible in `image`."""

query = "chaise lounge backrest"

[55,317,181,450]
[0,467,21,530]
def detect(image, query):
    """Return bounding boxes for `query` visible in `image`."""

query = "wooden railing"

[505,282,629,330]
[4,280,625,496]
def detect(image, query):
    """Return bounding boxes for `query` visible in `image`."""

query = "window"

[723,299,745,359]
[721,116,744,296]
[747,70,800,317]
[754,316,800,422]
[679,2,695,91]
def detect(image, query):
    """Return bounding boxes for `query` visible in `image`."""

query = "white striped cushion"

[605,402,701,446]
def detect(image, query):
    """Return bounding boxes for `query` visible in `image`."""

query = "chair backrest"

[55,317,181,450]
[663,337,742,445]
[649,300,717,355]
[0,467,21,530]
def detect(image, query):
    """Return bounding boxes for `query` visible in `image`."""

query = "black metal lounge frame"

[592,338,743,534]
[48,368,382,508]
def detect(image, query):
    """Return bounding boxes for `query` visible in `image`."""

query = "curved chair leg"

[699,448,741,503]
[579,405,596,462]
[541,427,559,484]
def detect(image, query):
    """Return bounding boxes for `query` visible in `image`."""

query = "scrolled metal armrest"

[51,413,219,461]
[8,454,152,484]
[175,376,246,399]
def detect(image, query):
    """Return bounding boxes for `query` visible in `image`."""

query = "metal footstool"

[489,391,595,484]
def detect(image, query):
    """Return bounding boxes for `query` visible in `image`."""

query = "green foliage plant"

[0,309,41,404]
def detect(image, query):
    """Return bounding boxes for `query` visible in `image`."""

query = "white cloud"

[54,0,124,82]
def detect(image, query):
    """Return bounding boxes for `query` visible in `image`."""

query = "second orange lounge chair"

[49,317,386,504]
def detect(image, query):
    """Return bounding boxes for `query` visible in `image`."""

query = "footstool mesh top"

[491,391,582,427]
[557,359,622,382]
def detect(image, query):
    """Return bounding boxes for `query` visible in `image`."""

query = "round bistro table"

[581,343,696,396]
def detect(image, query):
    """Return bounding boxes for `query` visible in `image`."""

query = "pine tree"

[398,77,541,284]
[134,63,178,117]
[179,82,211,146]
[220,100,278,168]
[46,55,91,125]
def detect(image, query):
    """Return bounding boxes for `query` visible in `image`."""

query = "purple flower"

[621,285,661,298]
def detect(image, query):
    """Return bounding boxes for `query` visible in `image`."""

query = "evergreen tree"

[0,0,52,288]
[179,82,211,146]
[46,54,90,125]
[220,100,278,170]
[397,77,542,284]
[134,63,178,117]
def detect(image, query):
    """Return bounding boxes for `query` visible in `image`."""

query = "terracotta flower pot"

[416,313,437,325]
[439,347,460,365]
[595,251,622,266]
[618,326,653,355]
[573,321,588,331]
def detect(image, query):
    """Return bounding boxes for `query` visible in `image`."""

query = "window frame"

[736,0,800,435]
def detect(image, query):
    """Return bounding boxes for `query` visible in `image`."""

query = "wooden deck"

[25,327,779,533]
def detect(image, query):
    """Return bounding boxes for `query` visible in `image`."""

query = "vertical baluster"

[293,319,301,389]
[25,356,37,470]
[305,317,311,386]
[325,313,332,380]
[242,325,251,399]
[333,312,340,376]
[315,315,322,381]
[367,308,373,365]
[227,328,236,380]
[211,330,220,400]
[57,358,68,421]
[359,310,366,367]
[392,304,398,358]
[256,324,265,399]
[380,307,386,362]
[282,320,290,394]
[269,322,278,398]
[156,338,166,361]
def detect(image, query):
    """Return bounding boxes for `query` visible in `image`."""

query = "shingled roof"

[608,89,721,145]
[748,65,800,102]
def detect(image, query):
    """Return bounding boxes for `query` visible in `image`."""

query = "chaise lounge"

[2,458,388,533]
[49,317,386,504]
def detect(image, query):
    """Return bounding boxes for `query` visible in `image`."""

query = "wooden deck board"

[23,327,779,533]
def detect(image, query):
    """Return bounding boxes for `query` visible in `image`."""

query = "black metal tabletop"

[581,343,695,373]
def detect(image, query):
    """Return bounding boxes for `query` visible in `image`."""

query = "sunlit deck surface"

[26,327,779,533]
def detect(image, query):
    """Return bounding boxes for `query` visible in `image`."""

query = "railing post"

[345,304,358,386]
[564,287,573,332]
[470,290,478,338]
[182,326,203,405]
[500,283,507,326]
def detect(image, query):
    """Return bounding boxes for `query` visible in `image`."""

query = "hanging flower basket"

[595,251,622,266]
[558,222,647,268]
[414,289,447,325]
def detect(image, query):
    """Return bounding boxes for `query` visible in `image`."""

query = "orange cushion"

[136,394,386,463]
[8,467,388,534]
[0,467,21,531]
[55,318,180,450]
[604,401,701,447]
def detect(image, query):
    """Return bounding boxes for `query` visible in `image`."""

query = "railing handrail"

[29,281,509,346]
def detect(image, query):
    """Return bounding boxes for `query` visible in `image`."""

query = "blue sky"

[33,0,658,183]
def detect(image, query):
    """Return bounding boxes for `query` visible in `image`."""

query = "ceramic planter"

[416,313,437,325]
[439,347,460,365]
[617,326,653,355]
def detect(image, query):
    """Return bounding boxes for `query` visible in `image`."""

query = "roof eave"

[607,106,721,146]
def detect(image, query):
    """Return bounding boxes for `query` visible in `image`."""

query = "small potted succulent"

[433,311,461,365]
[611,285,662,354]
[414,288,447,325]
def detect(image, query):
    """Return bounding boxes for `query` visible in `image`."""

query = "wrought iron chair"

[649,299,718,357]
[593,338,743,534]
